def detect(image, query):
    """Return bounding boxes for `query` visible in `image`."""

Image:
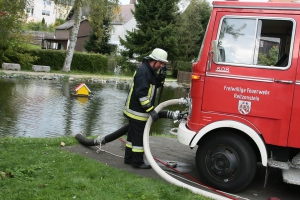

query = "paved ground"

[66,136,299,200]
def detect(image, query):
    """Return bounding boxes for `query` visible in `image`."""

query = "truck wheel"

[195,131,256,192]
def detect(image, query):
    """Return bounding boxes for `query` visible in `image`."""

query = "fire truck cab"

[177,1,300,192]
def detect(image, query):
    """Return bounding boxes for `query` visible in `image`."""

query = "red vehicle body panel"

[187,1,300,149]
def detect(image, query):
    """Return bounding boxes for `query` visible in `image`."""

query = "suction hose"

[143,99,231,200]
[75,110,176,146]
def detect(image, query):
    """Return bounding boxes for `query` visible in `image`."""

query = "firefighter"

[123,48,168,169]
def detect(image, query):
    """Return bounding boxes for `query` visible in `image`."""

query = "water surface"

[0,78,188,138]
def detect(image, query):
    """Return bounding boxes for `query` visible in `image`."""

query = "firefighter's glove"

[157,67,167,82]
[149,110,159,122]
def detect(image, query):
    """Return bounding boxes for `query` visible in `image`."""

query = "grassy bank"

[0,137,210,200]
[0,69,177,82]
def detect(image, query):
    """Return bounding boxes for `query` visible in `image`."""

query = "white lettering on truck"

[224,85,270,102]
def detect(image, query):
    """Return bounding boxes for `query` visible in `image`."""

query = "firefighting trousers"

[124,119,146,167]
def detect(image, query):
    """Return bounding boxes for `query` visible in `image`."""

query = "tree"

[258,46,279,66]
[57,0,119,72]
[84,4,116,54]
[120,0,180,62]
[0,0,37,67]
[84,30,115,54]
[176,0,211,61]
[62,0,82,72]
[0,0,27,49]
[41,17,45,24]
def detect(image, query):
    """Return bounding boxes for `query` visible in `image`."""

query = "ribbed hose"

[143,99,231,200]
[75,110,172,146]
[75,133,97,146]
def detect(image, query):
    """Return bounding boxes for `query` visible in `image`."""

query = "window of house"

[42,10,50,16]
[215,16,294,69]
[43,0,51,6]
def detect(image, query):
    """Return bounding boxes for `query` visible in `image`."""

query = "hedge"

[24,49,108,73]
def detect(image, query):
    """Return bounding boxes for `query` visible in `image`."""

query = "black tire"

[195,131,256,192]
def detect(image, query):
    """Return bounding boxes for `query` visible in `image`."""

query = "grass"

[23,43,41,50]
[0,137,211,200]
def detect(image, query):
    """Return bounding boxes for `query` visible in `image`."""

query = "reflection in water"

[0,78,188,138]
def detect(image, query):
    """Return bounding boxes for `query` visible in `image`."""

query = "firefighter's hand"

[149,110,159,122]
[157,67,167,82]
[161,66,167,77]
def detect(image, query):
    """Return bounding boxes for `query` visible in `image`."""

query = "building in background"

[42,3,137,52]
[41,19,92,51]
[109,4,136,52]
[41,0,138,52]
[25,0,71,24]
[26,0,56,24]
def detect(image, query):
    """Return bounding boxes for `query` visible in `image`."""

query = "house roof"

[74,83,91,92]
[56,20,75,30]
[57,4,135,30]
[112,4,135,25]
[55,19,89,30]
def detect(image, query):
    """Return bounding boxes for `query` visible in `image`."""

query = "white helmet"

[149,48,168,63]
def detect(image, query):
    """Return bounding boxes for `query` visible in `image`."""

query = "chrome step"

[292,152,300,165]
[267,158,289,169]
[268,152,300,170]
[282,168,300,185]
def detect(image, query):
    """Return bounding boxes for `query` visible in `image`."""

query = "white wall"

[26,0,57,25]
[109,17,137,52]
[119,0,130,5]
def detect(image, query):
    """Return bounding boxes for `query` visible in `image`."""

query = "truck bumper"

[177,122,196,146]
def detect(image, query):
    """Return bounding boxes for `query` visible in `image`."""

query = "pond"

[0,78,189,138]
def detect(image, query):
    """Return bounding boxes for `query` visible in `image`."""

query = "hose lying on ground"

[75,110,176,146]
[143,99,233,200]
[75,101,234,199]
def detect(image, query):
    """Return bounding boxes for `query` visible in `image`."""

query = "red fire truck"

[177,0,300,192]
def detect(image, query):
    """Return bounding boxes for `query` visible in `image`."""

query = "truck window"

[216,16,294,69]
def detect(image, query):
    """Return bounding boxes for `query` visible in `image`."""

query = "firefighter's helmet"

[148,48,168,63]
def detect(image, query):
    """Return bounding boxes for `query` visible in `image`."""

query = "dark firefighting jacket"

[123,60,164,122]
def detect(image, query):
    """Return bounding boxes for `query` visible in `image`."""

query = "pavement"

[66,135,300,200]
[65,136,253,200]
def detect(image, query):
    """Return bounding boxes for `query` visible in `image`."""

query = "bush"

[23,21,55,32]
[170,60,192,78]
[72,52,108,73]
[0,45,38,69]
[113,55,138,73]
[26,49,65,70]
[173,60,192,72]
[24,49,108,73]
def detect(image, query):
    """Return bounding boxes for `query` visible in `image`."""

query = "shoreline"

[0,69,188,88]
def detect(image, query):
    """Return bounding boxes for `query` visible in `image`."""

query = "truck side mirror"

[212,40,219,63]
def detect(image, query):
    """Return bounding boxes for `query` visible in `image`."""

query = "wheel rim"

[205,146,239,181]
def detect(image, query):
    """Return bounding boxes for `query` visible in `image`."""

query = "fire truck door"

[288,46,300,148]
[201,13,298,147]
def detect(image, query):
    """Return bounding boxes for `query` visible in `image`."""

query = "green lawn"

[0,137,211,200]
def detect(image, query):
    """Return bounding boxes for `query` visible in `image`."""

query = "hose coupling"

[178,97,191,106]
[166,110,188,121]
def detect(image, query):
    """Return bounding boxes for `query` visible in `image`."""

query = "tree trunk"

[62,2,82,72]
